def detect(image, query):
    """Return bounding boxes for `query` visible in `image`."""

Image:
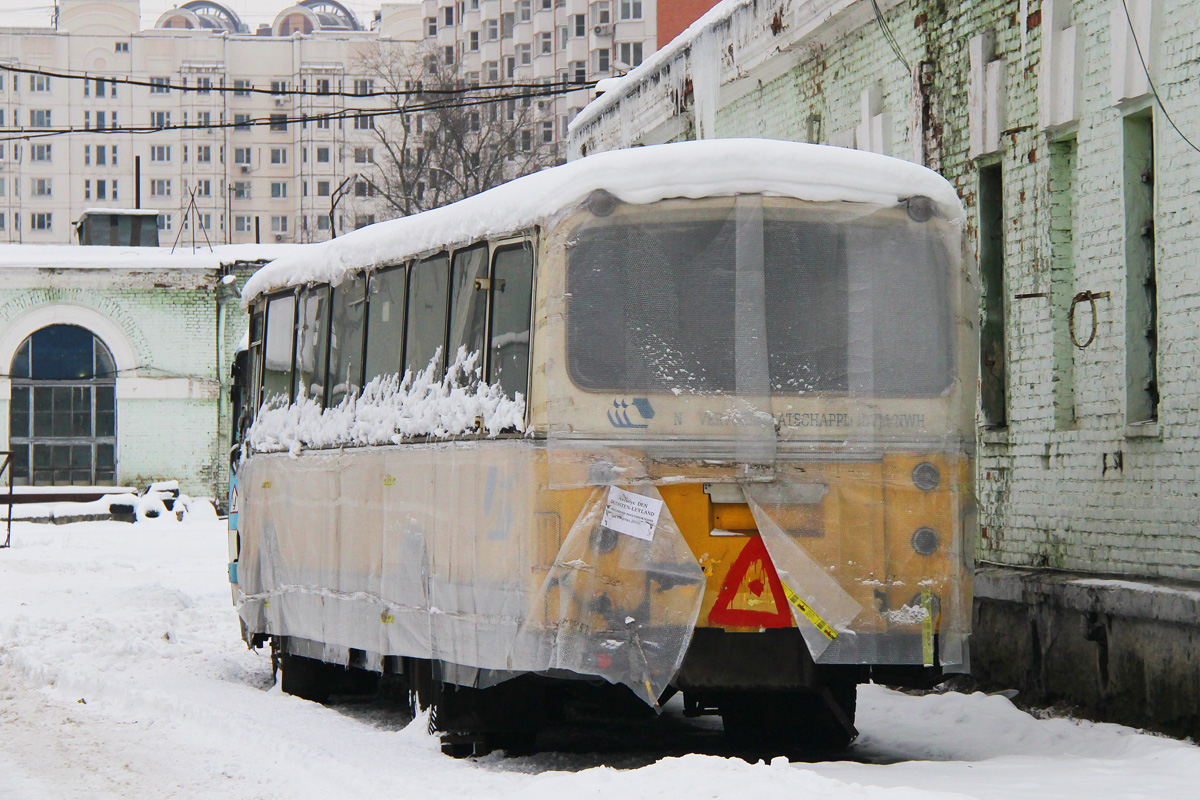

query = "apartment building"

[420,0,658,144]
[0,0,422,245]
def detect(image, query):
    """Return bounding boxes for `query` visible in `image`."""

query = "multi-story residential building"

[419,0,658,146]
[0,0,422,245]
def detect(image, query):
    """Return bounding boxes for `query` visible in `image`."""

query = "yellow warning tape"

[781,584,838,640]
[921,588,934,667]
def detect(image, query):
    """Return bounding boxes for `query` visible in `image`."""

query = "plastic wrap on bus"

[235,442,705,705]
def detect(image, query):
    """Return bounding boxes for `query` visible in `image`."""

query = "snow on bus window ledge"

[245,348,525,455]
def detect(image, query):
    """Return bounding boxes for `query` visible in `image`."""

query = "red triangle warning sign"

[707,536,794,628]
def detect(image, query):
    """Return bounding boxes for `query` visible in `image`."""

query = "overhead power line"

[1120,0,1200,156]
[0,81,599,142]
[0,62,581,100]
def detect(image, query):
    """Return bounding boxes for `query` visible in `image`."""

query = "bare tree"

[356,43,561,219]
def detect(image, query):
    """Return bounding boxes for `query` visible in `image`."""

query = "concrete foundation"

[973,565,1200,737]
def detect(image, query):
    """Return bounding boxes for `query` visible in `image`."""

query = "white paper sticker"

[601,486,663,542]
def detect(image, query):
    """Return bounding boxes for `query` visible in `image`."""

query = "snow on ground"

[3,517,1200,799]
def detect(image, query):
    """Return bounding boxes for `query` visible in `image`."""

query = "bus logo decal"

[607,398,654,429]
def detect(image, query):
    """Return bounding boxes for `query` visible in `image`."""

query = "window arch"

[8,325,117,485]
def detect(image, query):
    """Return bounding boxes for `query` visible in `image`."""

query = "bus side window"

[406,253,450,378]
[328,274,367,407]
[364,265,407,384]
[489,243,534,399]
[447,243,489,377]
[262,294,296,403]
[294,286,331,404]
[248,305,265,415]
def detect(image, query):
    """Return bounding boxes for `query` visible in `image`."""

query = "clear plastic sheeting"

[533,485,705,705]
[235,442,706,704]
[744,488,862,661]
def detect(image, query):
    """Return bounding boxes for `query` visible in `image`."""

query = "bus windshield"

[566,198,954,397]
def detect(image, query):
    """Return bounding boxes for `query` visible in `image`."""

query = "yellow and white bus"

[230,138,976,754]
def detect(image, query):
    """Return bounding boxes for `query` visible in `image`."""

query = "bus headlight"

[911,462,940,491]
[911,527,940,556]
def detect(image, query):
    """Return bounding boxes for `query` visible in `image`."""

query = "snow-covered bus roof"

[243,139,964,305]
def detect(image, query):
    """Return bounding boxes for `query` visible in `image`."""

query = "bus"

[229,138,976,755]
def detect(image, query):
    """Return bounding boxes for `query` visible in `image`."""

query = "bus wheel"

[279,653,380,703]
[720,684,858,751]
[279,653,334,703]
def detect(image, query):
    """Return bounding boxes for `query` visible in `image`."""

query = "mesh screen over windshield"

[566,203,953,397]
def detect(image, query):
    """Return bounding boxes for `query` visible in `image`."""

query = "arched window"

[8,325,117,486]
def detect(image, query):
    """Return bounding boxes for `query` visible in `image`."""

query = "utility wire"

[0,81,599,142]
[1120,0,1200,155]
[870,0,910,73]
[0,62,580,100]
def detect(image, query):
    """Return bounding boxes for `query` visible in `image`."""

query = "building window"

[355,214,375,229]
[29,74,51,92]
[571,60,586,83]
[197,111,211,127]
[157,214,172,231]
[194,179,212,197]
[115,41,129,52]
[484,19,499,40]
[484,61,500,82]
[234,147,252,165]
[271,182,288,198]
[317,147,331,163]
[150,76,170,94]
[619,0,642,19]
[30,212,52,230]
[234,215,253,232]
[8,325,118,486]
[354,78,373,96]
[270,147,288,164]
[538,32,552,54]
[505,57,516,79]
[1124,110,1157,424]
[269,114,287,132]
[617,41,644,67]
[501,11,514,36]
[597,48,609,73]
[151,111,170,128]
[469,30,480,50]
[442,6,454,25]
[271,215,289,233]
[232,181,251,199]
[31,178,51,197]
[31,144,51,162]
[572,13,586,36]
[29,109,51,127]
[317,180,331,196]
[517,44,532,66]
[353,114,375,130]
[233,79,251,97]
[517,0,531,21]
[425,16,437,36]
[978,162,1005,428]
[541,120,554,143]
[234,113,251,131]
[151,179,171,197]
[151,145,171,162]
[196,145,212,163]
[595,1,611,24]
[196,77,212,94]
[353,147,374,163]
[270,80,288,95]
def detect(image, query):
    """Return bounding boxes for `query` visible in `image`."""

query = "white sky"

[0,1,411,31]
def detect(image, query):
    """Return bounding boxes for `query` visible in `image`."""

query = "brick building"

[0,243,291,498]
[569,0,1200,734]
